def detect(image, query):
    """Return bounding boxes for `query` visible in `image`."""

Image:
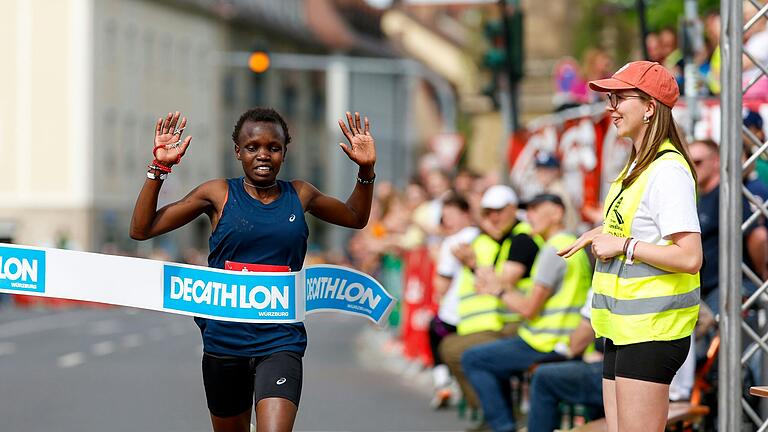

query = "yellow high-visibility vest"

[592,140,700,345]
[518,232,592,352]
[456,222,540,335]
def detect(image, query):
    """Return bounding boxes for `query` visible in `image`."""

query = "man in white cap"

[438,185,541,428]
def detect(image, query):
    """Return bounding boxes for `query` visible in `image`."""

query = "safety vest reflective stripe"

[461,308,521,321]
[592,287,700,315]
[536,306,583,316]
[519,326,575,336]
[595,258,673,278]
[517,233,592,353]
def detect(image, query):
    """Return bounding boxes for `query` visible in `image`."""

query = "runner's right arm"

[129,111,224,240]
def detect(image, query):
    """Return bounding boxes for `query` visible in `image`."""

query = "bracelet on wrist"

[146,168,167,181]
[626,239,639,264]
[622,237,632,256]
[150,159,173,173]
[357,173,376,184]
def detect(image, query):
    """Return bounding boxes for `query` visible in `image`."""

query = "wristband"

[146,170,167,181]
[150,159,173,173]
[626,238,639,264]
[357,174,376,184]
[622,237,632,256]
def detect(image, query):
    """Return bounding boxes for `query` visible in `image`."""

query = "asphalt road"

[0,304,466,432]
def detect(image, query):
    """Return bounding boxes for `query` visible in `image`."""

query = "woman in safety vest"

[559,61,702,432]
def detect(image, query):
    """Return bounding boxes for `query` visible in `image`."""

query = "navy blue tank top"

[195,178,309,357]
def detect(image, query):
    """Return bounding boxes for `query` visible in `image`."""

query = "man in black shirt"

[438,185,539,422]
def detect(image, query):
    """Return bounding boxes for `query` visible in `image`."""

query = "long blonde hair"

[619,96,697,188]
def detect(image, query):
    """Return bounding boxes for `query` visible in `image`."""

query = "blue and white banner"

[0,243,394,326]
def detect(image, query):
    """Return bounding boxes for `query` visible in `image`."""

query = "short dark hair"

[232,107,292,146]
[442,192,470,213]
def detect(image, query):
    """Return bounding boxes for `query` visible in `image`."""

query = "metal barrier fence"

[721,1,768,430]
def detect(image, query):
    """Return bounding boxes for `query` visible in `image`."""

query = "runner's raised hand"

[153,111,192,166]
[338,111,376,168]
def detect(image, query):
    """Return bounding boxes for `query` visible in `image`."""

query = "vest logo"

[0,246,46,293]
[612,209,624,225]
[289,214,296,222]
[606,196,625,234]
[162,264,296,321]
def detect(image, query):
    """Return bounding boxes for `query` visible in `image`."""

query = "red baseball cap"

[589,61,679,108]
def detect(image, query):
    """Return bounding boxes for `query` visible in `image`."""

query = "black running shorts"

[202,350,303,418]
[603,336,691,384]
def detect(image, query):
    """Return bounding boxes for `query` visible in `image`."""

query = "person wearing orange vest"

[559,61,702,432]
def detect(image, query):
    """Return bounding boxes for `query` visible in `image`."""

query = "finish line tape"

[0,243,395,325]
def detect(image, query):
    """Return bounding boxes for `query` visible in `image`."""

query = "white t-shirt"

[436,226,480,325]
[626,160,701,243]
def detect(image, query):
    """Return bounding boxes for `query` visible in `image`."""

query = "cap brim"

[588,77,636,93]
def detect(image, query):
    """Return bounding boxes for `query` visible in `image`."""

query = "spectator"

[659,27,683,80]
[700,12,721,95]
[438,185,540,424]
[527,291,603,432]
[461,193,592,432]
[744,110,768,187]
[533,152,581,233]
[689,138,768,313]
[645,32,663,62]
[577,48,614,104]
[429,193,480,409]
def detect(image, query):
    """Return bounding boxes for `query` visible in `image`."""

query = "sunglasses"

[607,93,647,109]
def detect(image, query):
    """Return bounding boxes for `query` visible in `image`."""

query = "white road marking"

[89,319,121,335]
[121,333,143,348]
[0,342,17,356]
[57,352,85,368]
[91,341,115,356]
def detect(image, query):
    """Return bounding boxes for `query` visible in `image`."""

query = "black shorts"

[202,350,303,418]
[603,336,691,384]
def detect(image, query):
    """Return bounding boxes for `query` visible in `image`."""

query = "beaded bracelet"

[357,174,376,185]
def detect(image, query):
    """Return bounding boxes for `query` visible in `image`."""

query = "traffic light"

[483,20,507,71]
[481,6,525,82]
[248,51,270,74]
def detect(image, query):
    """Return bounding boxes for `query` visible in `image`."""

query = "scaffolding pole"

[719,0,743,430]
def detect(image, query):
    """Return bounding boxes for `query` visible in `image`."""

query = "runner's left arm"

[296,112,376,229]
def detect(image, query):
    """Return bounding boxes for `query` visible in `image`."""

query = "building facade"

[0,0,411,256]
